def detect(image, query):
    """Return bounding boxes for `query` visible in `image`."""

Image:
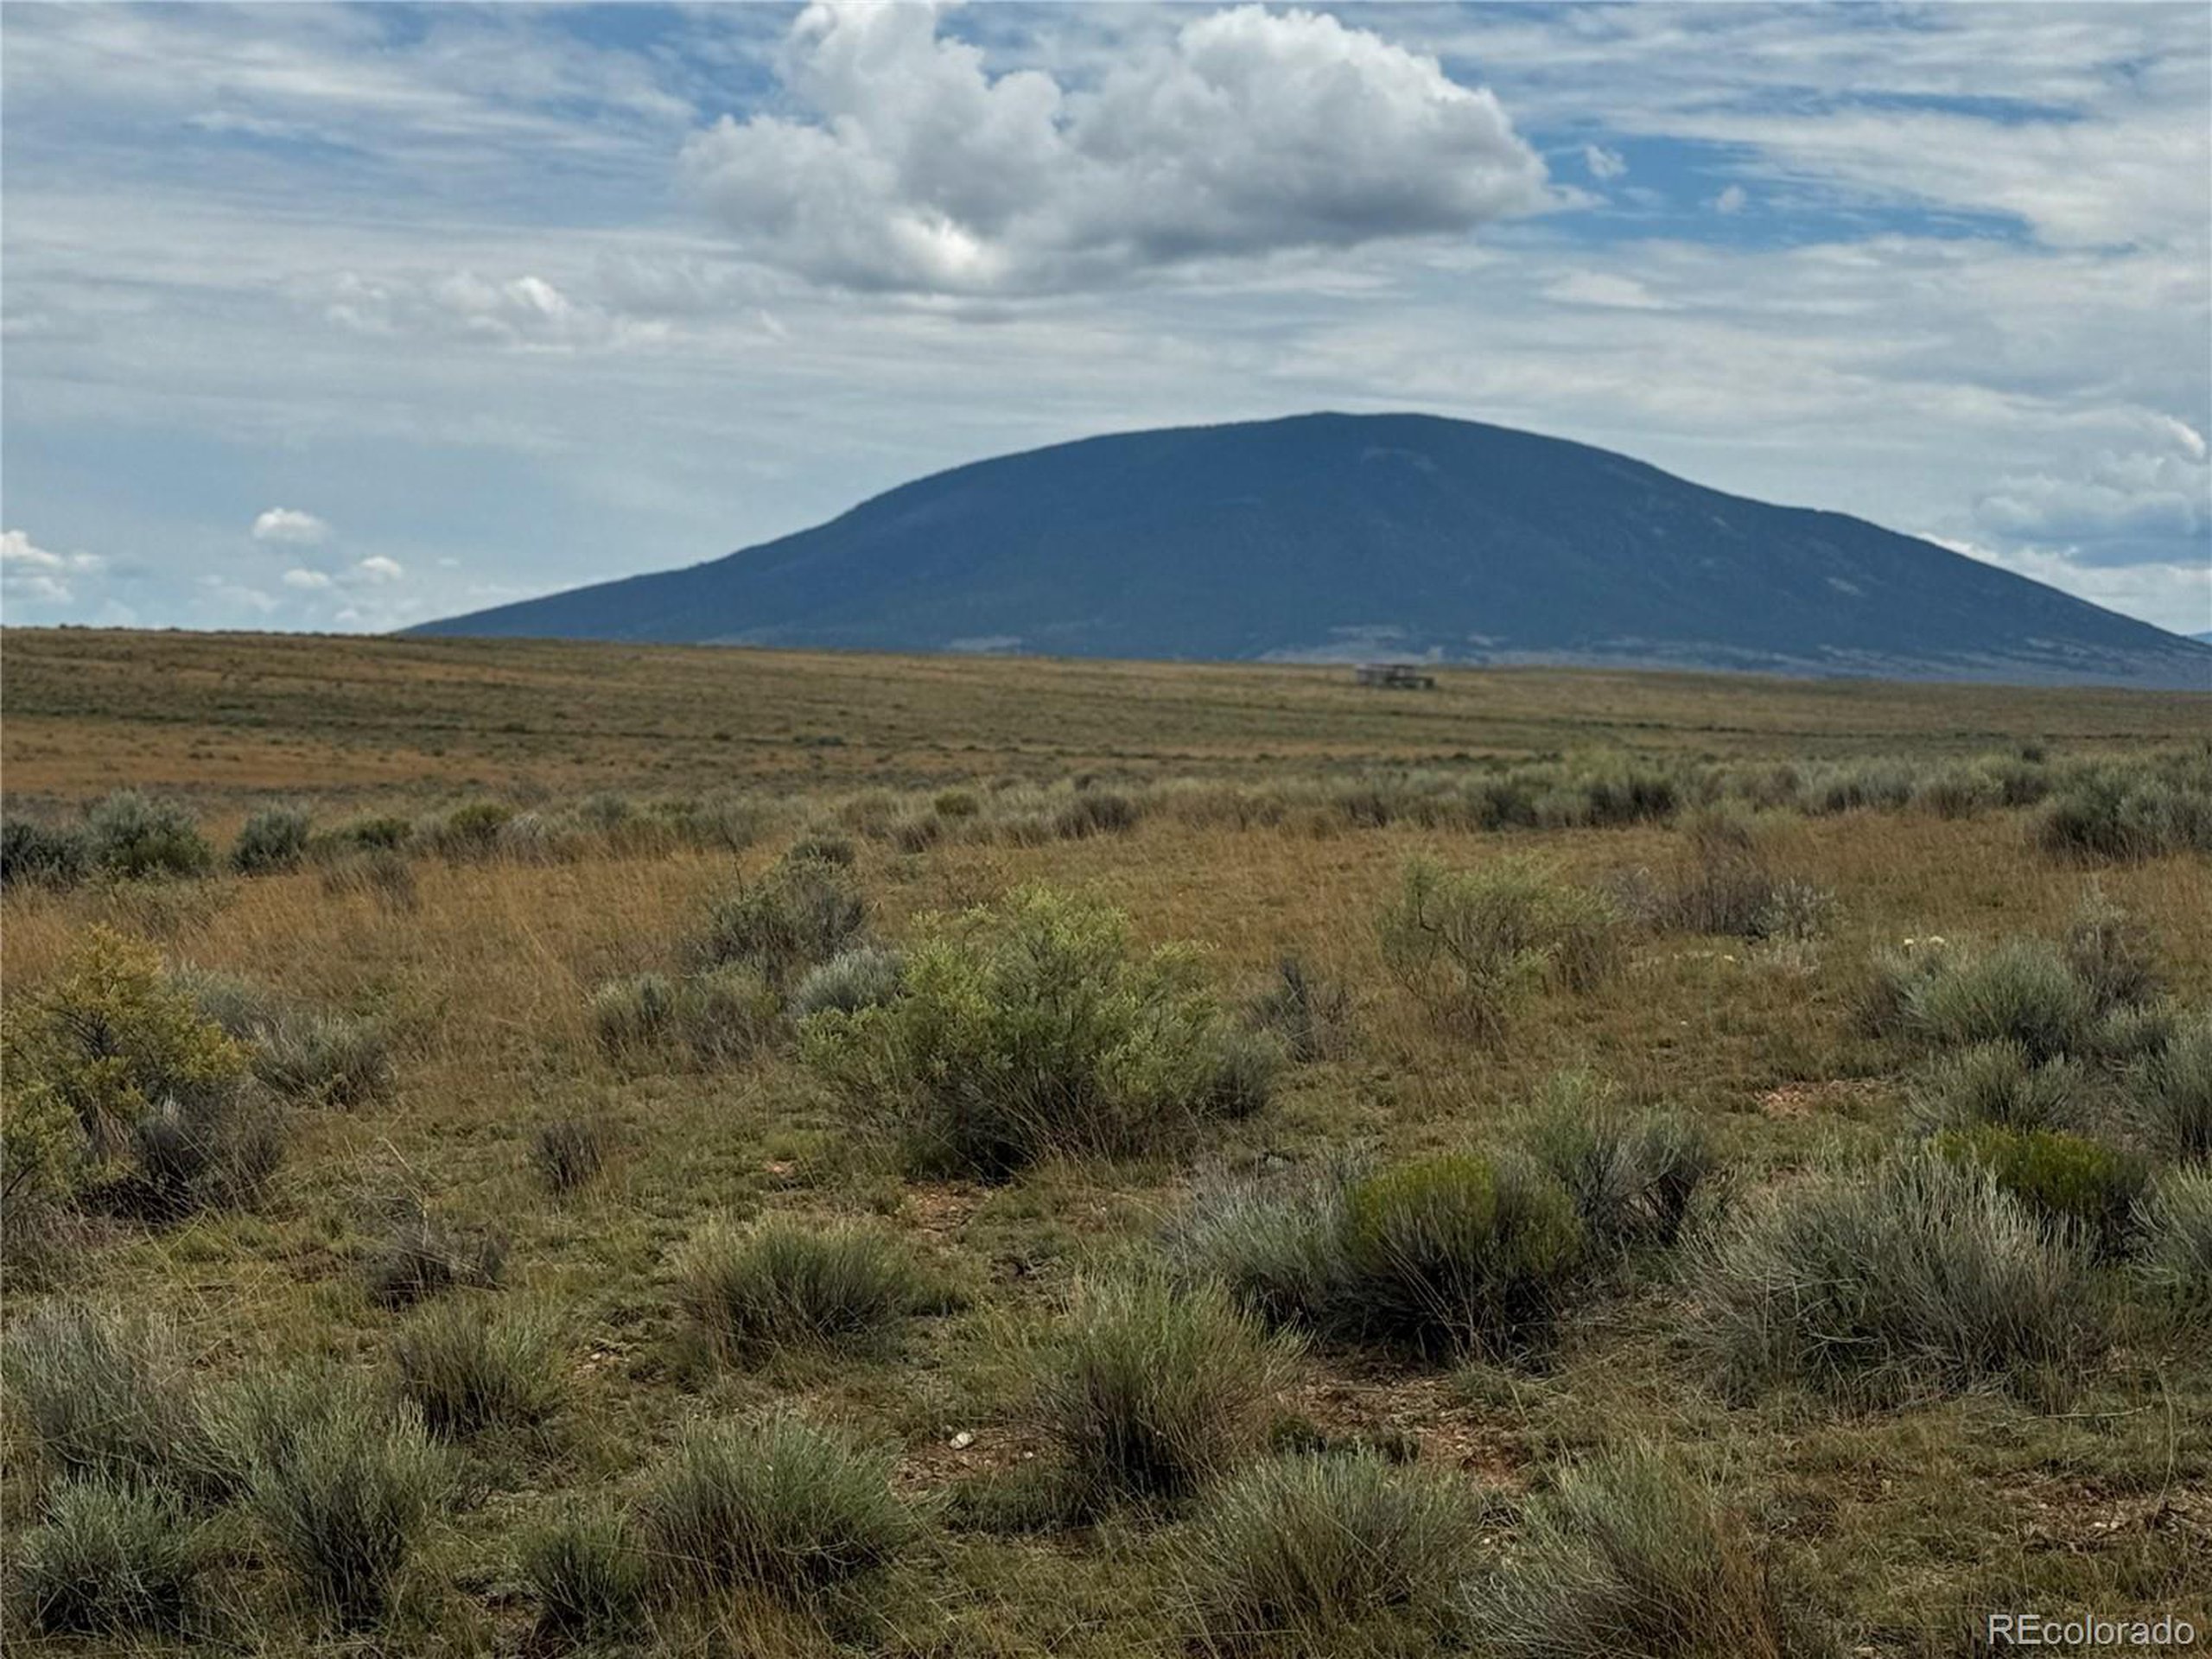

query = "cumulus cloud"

[281,567,334,589]
[679,2,1548,295]
[1542,270,1671,311]
[355,555,405,582]
[2,528,105,606]
[252,506,330,544]
[1711,183,1748,215]
[322,270,663,351]
[1975,439,2211,569]
[1582,143,1626,181]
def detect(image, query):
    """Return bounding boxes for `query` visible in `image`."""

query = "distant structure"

[1353,662,1437,690]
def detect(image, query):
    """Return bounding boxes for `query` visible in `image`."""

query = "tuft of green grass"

[790,944,906,1020]
[18,1479,208,1637]
[361,1201,506,1307]
[1464,1446,1808,1659]
[2136,1013,2212,1162]
[517,1503,647,1642]
[1516,1073,1714,1259]
[1180,1451,1485,1656]
[4,1302,226,1501]
[1906,1041,2084,1135]
[533,1109,617,1192]
[634,1414,914,1599]
[677,1217,935,1362]
[2133,1169,2212,1310]
[1690,1149,2104,1405]
[243,1386,448,1627]
[1903,938,2097,1062]
[1929,1125,2146,1257]
[231,804,313,874]
[391,1298,565,1438]
[1036,1273,1294,1510]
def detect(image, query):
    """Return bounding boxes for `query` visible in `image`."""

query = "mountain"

[412,412,2212,689]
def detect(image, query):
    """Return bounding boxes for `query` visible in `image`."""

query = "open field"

[3,630,2209,1656]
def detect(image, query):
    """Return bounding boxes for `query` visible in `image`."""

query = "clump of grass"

[2133,1169,2212,1308]
[83,788,213,879]
[1180,1451,1485,1655]
[361,1201,506,1307]
[1172,1169,1353,1331]
[418,798,514,861]
[802,885,1274,1177]
[1902,938,2097,1062]
[635,1414,914,1599]
[2,816,91,888]
[231,804,312,874]
[1929,1125,2146,1256]
[244,1389,448,1626]
[2033,771,2212,863]
[2136,1013,2212,1162]
[790,944,906,1019]
[391,1299,565,1438]
[18,1479,208,1637]
[693,858,866,985]
[518,1503,647,1642]
[590,968,779,1066]
[2063,886,2161,1014]
[1246,957,1355,1063]
[1338,1154,1586,1358]
[534,1110,617,1192]
[677,1217,934,1363]
[318,846,419,911]
[590,972,677,1054]
[1464,1446,1805,1659]
[1906,1041,2084,1134]
[1036,1274,1294,1510]
[124,1077,289,1218]
[251,1009,394,1107]
[1690,1150,2103,1404]
[4,1302,226,1500]
[1054,788,1141,839]
[1618,810,1809,940]
[1516,1074,1714,1259]
[1378,855,1619,1040]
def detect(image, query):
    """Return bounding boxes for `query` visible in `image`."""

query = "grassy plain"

[2,628,2208,1656]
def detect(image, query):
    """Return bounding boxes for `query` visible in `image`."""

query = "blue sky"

[3,2,2207,635]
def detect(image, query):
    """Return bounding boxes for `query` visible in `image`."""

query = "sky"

[3,1,2208,638]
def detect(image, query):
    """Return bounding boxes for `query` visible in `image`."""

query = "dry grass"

[3,631,2209,1654]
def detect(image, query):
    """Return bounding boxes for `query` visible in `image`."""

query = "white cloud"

[355,555,405,582]
[680,3,1548,295]
[1711,184,1748,215]
[1975,441,2210,568]
[281,567,334,589]
[2,528,105,606]
[1542,270,1671,311]
[321,269,664,352]
[251,506,331,544]
[1582,143,1626,181]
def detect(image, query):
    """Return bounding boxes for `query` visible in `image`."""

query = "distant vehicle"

[1353,662,1437,690]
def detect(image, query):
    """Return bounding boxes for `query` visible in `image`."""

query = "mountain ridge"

[411,412,2211,690]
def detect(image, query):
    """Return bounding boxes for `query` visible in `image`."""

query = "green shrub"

[2063,887,2161,1014]
[635,1414,913,1599]
[785,827,858,867]
[245,1392,448,1626]
[1038,1274,1294,1510]
[1246,957,1355,1063]
[890,810,944,853]
[1690,1150,2102,1403]
[518,1503,646,1641]
[1517,1076,1713,1257]
[318,812,412,854]
[678,1217,933,1362]
[791,944,906,1019]
[693,859,866,985]
[2136,1014,2212,1161]
[679,963,784,1063]
[1465,1446,1804,1659]
[2,926,246,1173]
[1340,1154,1585,1357]
[1902,938,2097,1062]
[1853,942,1953,1040]
[1912,766,1999,819]
[534,1110,616,1192]
[422,798,515,860]
[124,1077,288,1217]
[1378,856,1619,1039]
[5,1302,226,1500]
[253,1009,394,1107]
[1182,1452,1484,1655]
[1,816,90,888]
[231,804,312,874]
[590,972,677,1055]
[1930,1126,2147,1255]
[361,1202,506,1307]
[932,788,980,820]
[18,1479,207,1637]
[392,1299,564,1438]
[2034,772,2212,862]
[1054,788,1141,839]
[83,789,213,879]
[2133,1170,2212,1306]
[1906,1041,2082,1134]
[802,885,1273,1176]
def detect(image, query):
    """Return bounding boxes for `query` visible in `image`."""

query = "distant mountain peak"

[411,412,2212,690]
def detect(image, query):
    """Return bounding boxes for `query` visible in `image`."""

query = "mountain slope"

[411,412,2211,688]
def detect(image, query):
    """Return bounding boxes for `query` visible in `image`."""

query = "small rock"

[949,1431,974,1450]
